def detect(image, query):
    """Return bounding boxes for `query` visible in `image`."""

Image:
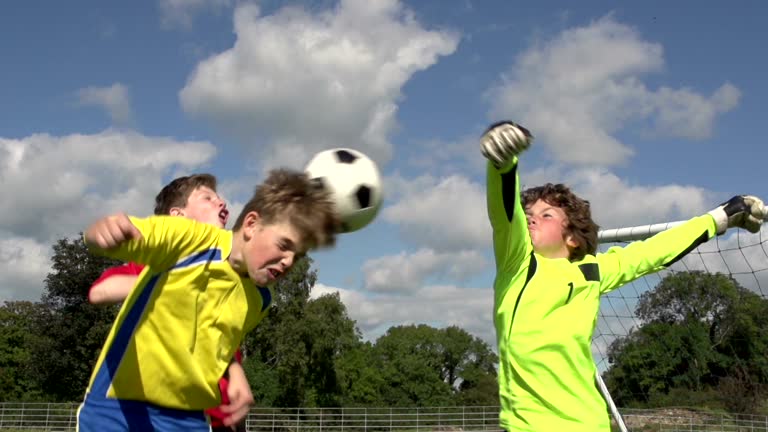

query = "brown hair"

[522,183,598,261]
[232,169,339,249]
[154,173,218,215]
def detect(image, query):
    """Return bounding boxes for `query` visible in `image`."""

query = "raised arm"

[84,213,142,252]
[84,214,202,271]
[482,122,535,275]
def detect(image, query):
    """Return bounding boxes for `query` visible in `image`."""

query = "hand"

[480,121,533,168]
[220,362,254,427]
[84,213,142,250]
[708,195,767,234]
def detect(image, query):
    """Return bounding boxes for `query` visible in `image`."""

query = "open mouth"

[268,269,280,280]
[219,208,230,225]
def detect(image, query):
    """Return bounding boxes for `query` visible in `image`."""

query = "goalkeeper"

[481,121,767,432]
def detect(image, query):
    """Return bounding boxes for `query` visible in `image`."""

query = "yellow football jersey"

[85,216,272,410]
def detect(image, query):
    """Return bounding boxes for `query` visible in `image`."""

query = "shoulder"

[134,215,224,239]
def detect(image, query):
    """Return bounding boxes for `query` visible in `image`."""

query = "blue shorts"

[77,394,211,432]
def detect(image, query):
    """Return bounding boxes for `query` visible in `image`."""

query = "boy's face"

[171,186,229,228]
[525,199,577,260]
[241,214,305,286]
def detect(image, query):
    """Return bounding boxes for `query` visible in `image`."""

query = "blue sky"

[2,0,767,351]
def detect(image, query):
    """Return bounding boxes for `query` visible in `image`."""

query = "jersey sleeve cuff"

[489,156,519,174]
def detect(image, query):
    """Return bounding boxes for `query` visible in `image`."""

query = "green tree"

[605,271,768,412]
[336,341,386,406]
[372,325,456,407]
[303,292,360,406]
[605,322,714,406]
[243,256,362,407]
[0,301,47,401]
[28,236,120,401]
[449,331,499,406]
[439,326,497,391]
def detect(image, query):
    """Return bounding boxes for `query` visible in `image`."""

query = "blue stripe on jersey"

[77,395,210,432]
[257,286,271,311]
[172,248,223,270]
[91,274,162,397]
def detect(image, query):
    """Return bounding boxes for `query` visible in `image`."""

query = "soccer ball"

[304,148,383,233]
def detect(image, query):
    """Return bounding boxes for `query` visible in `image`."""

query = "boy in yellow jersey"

[480,121,767,432]
[78,168,339,431]
[88,173,251,430]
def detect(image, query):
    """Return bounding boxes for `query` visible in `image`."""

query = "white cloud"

[0,235,50,302]
[179,0,460,169]
[488,15,740,166]
[565,168,711,229]
[312,282,495,345]
[158,0,233,29]
[382,167,712,253]
[652,83,741,140]
[404,134,486,177]
[77,83,133,125]
[0,129,218,301]
[382,174,490,251]
[362,248,488,293]
[0,130,217,242]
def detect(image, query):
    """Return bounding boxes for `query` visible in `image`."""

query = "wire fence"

[1,403,768,431]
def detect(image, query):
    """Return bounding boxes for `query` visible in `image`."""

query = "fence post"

[271,408,275,432]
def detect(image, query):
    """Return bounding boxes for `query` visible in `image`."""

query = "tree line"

[1,236,767,413]
[0,237,499,407]
[605,271,768,413]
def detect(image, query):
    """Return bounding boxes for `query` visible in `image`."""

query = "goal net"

[593,219,768,411]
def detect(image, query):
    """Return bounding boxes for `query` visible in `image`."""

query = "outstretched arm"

[598,195,767,293]
[482,122,535,277]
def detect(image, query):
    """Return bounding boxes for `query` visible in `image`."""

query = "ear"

[241,211,262,240]
[169,208,184,217]
[565,233,579,250]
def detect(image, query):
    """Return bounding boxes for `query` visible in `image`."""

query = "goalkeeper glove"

[480,121,533,168]
[708,195,767,234]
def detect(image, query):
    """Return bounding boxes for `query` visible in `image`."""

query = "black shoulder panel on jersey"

[664,230,709,268]
[500,165,518,223]
[578,263,600,282]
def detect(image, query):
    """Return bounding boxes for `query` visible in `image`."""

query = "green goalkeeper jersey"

[487,159,716,432]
